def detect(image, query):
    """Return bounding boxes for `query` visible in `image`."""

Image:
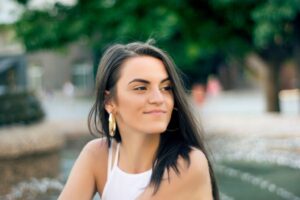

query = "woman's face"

[109,55,174,136]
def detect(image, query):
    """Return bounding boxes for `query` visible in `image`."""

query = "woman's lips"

[144,110,167,115]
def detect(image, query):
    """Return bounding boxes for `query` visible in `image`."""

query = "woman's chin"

[144,126,168,135]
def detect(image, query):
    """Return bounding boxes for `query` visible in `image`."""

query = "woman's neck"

[118,133,160,174]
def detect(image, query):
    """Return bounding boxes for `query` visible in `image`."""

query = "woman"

[58,41,219,200]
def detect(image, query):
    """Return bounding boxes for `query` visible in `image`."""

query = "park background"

[0,0,300,199]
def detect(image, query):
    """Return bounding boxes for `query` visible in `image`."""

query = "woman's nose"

[148,89,164,104]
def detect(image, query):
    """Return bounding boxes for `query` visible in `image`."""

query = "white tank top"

[101,143,152,200]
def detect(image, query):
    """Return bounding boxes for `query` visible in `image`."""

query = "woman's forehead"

[119,56,169,82]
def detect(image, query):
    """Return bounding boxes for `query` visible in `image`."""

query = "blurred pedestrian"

[63,81,74,97]
[207,75,222,97]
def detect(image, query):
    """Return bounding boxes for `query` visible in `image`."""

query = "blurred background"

[0,0,300,199]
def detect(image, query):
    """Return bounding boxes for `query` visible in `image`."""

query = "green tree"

[200,0,300,112]
[13,0,300,112]
[13,0,250,84]
[251,0,300,112]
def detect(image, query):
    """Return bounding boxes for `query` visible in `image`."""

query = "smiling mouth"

[144,110,167,114]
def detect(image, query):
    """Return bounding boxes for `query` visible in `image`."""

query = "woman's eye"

[134,86,147,91]
[161,86,173,91]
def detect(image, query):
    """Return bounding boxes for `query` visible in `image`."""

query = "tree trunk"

[245,53,281,112]
[265,63,281,112]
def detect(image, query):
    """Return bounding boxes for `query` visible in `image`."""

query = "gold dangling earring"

[109,113,116,137]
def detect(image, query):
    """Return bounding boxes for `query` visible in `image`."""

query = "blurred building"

[26,41,94,97]
[0,27,94,97]
[0,26,26,94]
[0,54,27,94]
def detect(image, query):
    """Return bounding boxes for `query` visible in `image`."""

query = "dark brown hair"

[88,41,219,199]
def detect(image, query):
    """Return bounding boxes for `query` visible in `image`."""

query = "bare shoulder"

[81,137,109,159]
[176,148,212,199]
[74,137,109,170]
[185,148,210,178]
[58,138,109,199]
[166,148,212,199]
[139,148,213,200]
[170,148,211,186]
[83,138,112,193]
[80,138,110,182]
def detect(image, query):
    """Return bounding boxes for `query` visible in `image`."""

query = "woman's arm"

[58,139,107,200]
[139,149,213,200]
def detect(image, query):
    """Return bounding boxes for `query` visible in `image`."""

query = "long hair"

[88,41,219,199]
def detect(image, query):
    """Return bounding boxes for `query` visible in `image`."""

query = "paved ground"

[198,90,300,138]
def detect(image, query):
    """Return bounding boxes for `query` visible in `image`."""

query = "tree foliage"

[13,0,300,93]
[252,0,300,48]
[14,0,255,84]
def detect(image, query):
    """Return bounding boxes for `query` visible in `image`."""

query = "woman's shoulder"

[75,137,111,176]
[75,138,109,171]
[187,147,210,174]
[150,148,212,199]
[82,137,109,158]
[80,138,111,191]
[57,138,110,199]
[174,147,210,181]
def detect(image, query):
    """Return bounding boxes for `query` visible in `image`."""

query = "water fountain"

[0,152,62,200]
[209,135,300,200]
[1,134,299,199]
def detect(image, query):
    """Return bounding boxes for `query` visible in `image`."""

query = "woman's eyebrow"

[161,77,171,83]
[128,77,170,85]
[128,79,150,85]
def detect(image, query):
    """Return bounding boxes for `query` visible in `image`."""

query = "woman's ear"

[104,90,115,113]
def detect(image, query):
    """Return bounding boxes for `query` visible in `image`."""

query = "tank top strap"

[113,143,120,167]
[107,142,120,178]
[107,142,113,178]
